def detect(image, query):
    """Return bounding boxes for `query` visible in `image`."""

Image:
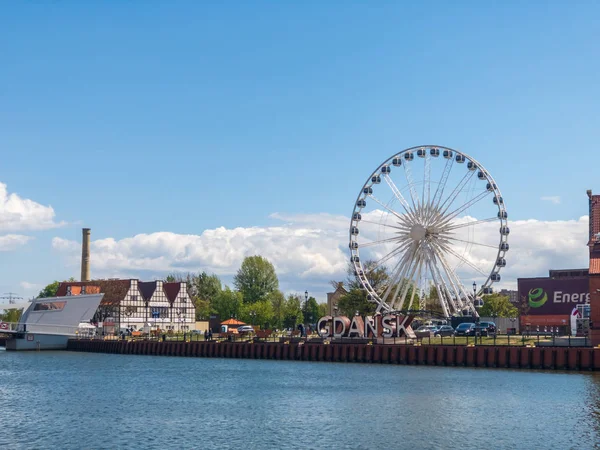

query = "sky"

[1,1,599,302]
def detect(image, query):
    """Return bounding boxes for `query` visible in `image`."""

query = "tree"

[38,281,61,298]
[234,256,279,304]
[269,291,286,330]
[211,287,242,321]
[0,308,22,323]
[240,300,274,329]
[317,303,329,319]
[479,294,518,318]
[282,294,303,329]
[167,271,222,321]
[302,296,319,325]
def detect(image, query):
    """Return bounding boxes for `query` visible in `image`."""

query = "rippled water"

[1,349,600,449]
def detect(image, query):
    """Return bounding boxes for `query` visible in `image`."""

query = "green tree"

[479,294,518,318]
[38,281,61,298]
[0,308,22,323]
[167,271,222,320]
[282,294,303,329]
[302,296,319,325]
[317,303,329,319]
[240,300,274,329]
[269,290,286,330]
[211,287,242,321]
[234,256,279,304]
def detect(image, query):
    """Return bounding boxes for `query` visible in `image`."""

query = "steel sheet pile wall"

[66,340,600,371]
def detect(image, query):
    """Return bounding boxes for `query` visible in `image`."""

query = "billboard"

[517,277,589,315]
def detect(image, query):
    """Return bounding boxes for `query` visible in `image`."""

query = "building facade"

[588,190,600,345]
[56,279,196,334]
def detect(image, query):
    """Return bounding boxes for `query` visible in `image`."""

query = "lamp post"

[250,311,256,326]
[304,290,309,337]
[333,303,338,339]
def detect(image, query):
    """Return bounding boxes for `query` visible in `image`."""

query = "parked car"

[455,323,476,336]
[474,322,497,336]
[237,325,255,334]
[434,325,455,337]
[415,325,439,338]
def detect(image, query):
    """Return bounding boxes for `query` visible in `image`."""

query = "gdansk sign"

[317,314,413,338]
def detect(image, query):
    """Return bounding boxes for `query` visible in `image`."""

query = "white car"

[237,325,255,334]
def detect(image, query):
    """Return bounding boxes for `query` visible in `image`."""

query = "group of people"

[203,329,213,341]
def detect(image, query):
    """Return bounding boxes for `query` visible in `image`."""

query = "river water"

[0,349,599,449]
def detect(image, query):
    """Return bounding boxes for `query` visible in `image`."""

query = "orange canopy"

[221,318,246,326]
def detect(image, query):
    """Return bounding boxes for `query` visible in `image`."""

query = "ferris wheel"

[349,145,508,317]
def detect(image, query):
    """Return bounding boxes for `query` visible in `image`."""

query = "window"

[33,301,67,312]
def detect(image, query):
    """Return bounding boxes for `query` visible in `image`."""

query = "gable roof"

[138,281,157,302]
[163,282,181,304]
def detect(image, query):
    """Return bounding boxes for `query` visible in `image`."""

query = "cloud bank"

[51,213,590,298]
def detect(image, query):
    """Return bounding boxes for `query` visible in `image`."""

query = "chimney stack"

[81,228,91,282]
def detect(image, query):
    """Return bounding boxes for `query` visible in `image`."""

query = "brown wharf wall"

[65,340,600,371]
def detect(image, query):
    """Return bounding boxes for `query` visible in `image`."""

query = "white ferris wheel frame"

[348,145,508,318]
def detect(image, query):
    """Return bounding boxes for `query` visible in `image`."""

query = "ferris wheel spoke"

[390,250,423,310]
[423,150,431,207]
[444,236,499,249]
[403,257,424,311]
[358,236,405,248]
[430,243,470,312]
[381,243,418,306]
[368,194,408,223]
[438,190,492,226]
[360,218,408,231]
[444,216,497,231]
[402,162,421,215]
[437,169,478,217]
[370,240,413,272]
[382,174,419,223]
[436,242,489,276]
[426,260,451,317]
[431,157,454,212]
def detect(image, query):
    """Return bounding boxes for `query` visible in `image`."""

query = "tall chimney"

[81,228,91,282]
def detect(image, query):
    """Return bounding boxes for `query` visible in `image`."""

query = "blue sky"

[1,1,599,300]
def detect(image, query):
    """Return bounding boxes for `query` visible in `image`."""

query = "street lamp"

[332,303,338,339]
[304,290,309,337]
[250,311,256,326]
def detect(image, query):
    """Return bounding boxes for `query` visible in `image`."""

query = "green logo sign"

[528,288,548,308]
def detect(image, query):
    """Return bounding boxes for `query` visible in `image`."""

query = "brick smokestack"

[81,228,91,282]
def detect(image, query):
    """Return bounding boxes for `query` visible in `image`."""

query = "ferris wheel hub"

[409,223,427,241]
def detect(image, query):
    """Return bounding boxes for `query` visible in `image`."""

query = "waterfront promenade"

[68,339,600,371]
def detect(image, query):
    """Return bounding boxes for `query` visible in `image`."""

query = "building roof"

[138,281,157,302]
[56,280,130,306]
[221,318,245,326]
[163,282,181,303]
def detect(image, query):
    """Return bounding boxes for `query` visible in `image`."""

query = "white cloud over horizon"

[50,212,591,299]
[0,182,66,232]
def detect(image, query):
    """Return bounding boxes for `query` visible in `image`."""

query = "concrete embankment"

[66,339,600,371]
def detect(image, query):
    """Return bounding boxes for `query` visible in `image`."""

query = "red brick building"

[588,190,600,345]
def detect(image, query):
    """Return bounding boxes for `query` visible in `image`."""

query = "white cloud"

[0,182,66,232]
[19,281,40,291]
[51,213,590,299]
[0,234,33,251]
[541,196,561,205]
